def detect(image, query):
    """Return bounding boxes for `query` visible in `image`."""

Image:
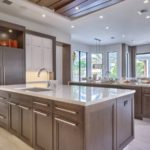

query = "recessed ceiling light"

[111,36,115,39]
[122,34,125,38]
[75,6,79,10]
[137,9,148,15]
[137,11,142,15]
[99,15,104,19]
[105,26,110,30]
[71,25,75,28]
[144,0,149,4]
[42,14,46,18]
[146,15,150,19]
[8,29,13,33]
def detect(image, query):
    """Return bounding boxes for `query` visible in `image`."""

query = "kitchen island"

[0,84,135,150]
[70,81,150,119]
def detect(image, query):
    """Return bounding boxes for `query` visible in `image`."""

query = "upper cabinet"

[26,34,53,71]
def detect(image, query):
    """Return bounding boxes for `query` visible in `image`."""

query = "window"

[108,52,118,79]
[136,53,150,78]
[91,53,103,78]
[73,51,87,81]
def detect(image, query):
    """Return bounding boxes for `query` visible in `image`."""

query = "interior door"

[3,47,25,85]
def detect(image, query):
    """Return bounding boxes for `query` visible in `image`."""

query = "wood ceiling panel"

[28,0,124,19]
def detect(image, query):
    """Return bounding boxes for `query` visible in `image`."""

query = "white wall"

[0,12,71,44]
[136,44,150,54]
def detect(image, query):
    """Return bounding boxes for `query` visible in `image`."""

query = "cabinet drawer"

[0,100,8,128]
[33,98,52,113]
[54,102,84,124]
[142,87,150,94]
[0,91,9,99]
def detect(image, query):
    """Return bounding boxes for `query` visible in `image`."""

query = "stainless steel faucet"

[37,68,51,88]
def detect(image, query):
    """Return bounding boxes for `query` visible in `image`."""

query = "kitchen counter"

[0,83,135,106]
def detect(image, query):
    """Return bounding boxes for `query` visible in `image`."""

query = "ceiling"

[28,0,124,20]
[0,0,150,46]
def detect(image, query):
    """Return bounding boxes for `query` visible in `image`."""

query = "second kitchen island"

[0,84,135,150]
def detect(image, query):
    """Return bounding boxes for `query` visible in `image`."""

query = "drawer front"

[0,91,9,100]
[0,100,8,127]
[54,102,84,124]
[142,87,150,94]
[33,98,52,113]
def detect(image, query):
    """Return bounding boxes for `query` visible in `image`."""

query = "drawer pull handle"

[0,115,5,120]
[55,117,77,127]
[18,105,30,110]
[124,100,128,106]
[33,110,48,117]
[55,107,77,115]
[8,102,17,106]
[0,97,6,100]
[33,102,48,107]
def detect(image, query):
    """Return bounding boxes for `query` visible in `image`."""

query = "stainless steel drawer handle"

[55,107,77,115]
[0,114,5,120]
[33,110,48,117]
[8,102,17,106]
[18,105,30,110]
[33,102,48,107]
[55,117,77,127]
[0,97,6,100]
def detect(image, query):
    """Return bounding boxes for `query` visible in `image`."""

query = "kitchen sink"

[18,87,52,92]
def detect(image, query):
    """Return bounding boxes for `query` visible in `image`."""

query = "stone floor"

[0,119,150,150]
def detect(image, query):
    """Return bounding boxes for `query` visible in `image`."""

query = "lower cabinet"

[33,111,53,150]
[8,96,33,145]
[116,95,134,150]
[142,93,150,118]
[54,115,83,150]
[0,95,9,129]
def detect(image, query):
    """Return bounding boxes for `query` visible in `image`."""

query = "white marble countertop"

[0,83,135,106]
[71,80,150,88]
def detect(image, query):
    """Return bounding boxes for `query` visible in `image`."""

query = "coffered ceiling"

[28,0,124,19]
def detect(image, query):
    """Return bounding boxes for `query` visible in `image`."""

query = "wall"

[0,12,71,44]
[136,44,150,54]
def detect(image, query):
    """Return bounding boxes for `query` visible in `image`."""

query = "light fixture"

[105,26,110,30]
[137,9,148,15]
[144,0,149,4]
[42,14,46,18]
[146,15,150,19]
[111,36,115,39]
[122,34,125,38]
[71,25,75,28]
[8,29,13,33]
[137,11,142,15]
[75,6,79,10]
[99,15,104,19]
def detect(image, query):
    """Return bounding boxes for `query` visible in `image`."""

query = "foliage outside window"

[91,53,103,78]
[73,51,87,81]
[108,52,118,79]
[136,54,150,77]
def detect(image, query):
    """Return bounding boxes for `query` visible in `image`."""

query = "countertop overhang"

[0,83,135,106]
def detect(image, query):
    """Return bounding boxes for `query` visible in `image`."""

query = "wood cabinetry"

[33,98,53,150]
[8,94,33,145]
[142,87,150,118]
[0,90,134,150]
[116,95,134,150]
[0,91,9,129]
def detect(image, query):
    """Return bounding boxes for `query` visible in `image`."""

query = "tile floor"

[0,119,150,150]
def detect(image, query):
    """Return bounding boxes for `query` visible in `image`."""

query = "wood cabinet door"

[8,102,20,136]
[33,111,52,150]
[142,94,150,117]
[116,95,134,150]
[0,98,8,128]
[3,47,25,85]
[19,106,33,146]
[54,115,83,150]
